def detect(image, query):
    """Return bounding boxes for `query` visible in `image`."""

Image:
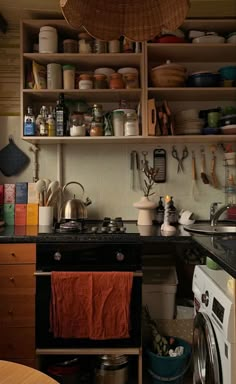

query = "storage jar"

[94,74,107,89]
[78,32,93,53]
[94,39,107,53]
[63,65,75,89]
[112,110,124,136]
[124,111,139,136]
[47,63,62,89]
[39,26,58,53]
[109,73,125,89]
[95,355,128,384]
[63,39,78,53]
[123,73,139,89]
[108,40,120,53]
[90,122,103,136]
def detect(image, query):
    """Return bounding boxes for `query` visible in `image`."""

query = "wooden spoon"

[200,148,209,184]
[35,179,46,206]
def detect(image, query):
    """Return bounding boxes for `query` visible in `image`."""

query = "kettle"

[60,181,92,220]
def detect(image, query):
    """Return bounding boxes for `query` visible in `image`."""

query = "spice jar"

[63,65,75,89]
[92,104,103,122]
[123,73,139,89]
[94,74,107,89]
[78,32,93,53]
[90,122,103,136]
[94,39,107,53]
[109,73,125,89]
[108,40,120,53]
[79,74,93,89]
[63,39,78,53]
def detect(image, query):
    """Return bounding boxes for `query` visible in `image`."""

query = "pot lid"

[60,0,190,42]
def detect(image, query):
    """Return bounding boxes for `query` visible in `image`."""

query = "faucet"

[210,202,221,224]
[210,202,234,226]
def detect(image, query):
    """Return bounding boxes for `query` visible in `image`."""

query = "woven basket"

[60,0,190,42]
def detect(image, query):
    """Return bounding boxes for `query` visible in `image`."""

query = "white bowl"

[94,67,115,79]
[227,35,236,44]
[118,67,139,75]
[192,35,225,44]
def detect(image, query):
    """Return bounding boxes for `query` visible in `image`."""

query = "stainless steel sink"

[184,223,236,234]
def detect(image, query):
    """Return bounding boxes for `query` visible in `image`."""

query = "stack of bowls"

[151,60,186,87]
[174,109,204,135]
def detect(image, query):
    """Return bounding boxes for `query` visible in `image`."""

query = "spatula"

[200,148,209,184]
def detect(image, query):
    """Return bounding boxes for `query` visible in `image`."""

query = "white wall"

[0,116,226,221]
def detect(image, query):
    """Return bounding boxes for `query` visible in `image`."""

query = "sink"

[184,223,236,234]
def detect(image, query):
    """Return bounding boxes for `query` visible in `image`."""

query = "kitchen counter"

[0,223,235,277]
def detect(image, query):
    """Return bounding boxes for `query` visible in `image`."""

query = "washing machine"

[192,265,236,384]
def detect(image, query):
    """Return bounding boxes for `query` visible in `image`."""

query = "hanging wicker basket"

[60,0,190,42]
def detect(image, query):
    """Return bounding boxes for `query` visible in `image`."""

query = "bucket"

[146,337,191,384]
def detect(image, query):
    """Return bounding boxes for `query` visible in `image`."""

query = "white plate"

[192,35,225,44]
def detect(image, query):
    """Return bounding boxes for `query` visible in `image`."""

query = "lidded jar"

[79,74,93,89]
[90,122,103,136]
[63,39,78,53]
[63,65,75,89]
[124,111,139,136]
[39,26,58,53]
[109,73,125,89]
[94,73,107,89]
[78,32,93,53]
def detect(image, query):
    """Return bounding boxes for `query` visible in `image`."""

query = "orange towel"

[50,271,133,340]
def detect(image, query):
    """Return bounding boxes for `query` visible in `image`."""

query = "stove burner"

[55,217,128,234]
[56,220,84,233]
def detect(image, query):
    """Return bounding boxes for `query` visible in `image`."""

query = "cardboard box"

[4,184,16,204]
[27,183,39,204]
[15,182,28,204]
[15,204,27,226]
[3,204,15,225]
[26,204,39,225]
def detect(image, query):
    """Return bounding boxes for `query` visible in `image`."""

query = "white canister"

[124,111,139,136]
[63,65,75,89]
[47,63,62,89]
[39,206,54,226]
[79,79,93,89]
[112,110,124,136]
[39,26,58,53]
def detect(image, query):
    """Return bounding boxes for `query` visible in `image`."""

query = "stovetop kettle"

[60,181,92,220]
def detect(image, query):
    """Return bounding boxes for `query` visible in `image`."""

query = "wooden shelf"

[147,43,236,63]
[36,347,141,355]
[22,135,236,145]
[148,87,236,101]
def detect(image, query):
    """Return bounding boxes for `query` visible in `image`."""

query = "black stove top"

[55,217,140,235]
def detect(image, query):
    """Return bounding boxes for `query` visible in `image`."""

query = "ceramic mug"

[207,111,221,128]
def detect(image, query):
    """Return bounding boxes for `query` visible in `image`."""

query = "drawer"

[0,264,35,291]
[0,294,35,327]
[0,327,35,359]
[0,244,36,264]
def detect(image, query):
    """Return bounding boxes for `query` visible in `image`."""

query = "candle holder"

[161,195,176,234]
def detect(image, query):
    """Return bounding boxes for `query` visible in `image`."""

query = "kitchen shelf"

[22,135,236,145]
[22,89,142,103]
[147,87,236,101]
[23,53,142,68]
[36,348,141,355]
[147,43,236,63]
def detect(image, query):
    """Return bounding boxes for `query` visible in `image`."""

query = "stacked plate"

[174,109,204,135]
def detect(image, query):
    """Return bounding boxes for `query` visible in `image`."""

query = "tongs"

[130,150,142,191]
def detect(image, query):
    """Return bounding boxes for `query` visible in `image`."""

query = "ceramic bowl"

[219,66,236,80]
[187,72,220,87]
[192,35,225,44]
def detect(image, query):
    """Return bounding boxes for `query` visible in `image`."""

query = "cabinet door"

[0,244,36,264]
[0,264,35,291]
[0,327,35,359]
[0,293,35,327]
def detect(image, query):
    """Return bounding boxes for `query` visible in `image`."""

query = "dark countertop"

[0,224,235,278]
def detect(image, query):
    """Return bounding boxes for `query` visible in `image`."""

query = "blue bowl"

[187,72,220,87]
[219,66,236,80]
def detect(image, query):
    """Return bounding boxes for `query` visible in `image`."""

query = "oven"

[35,240,142,350]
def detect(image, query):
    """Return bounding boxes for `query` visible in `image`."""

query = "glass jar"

[123,73,139,89]
[108,40,120,53]
[63,65,75,89]
[109,73,125,89]
[79,74,93,89]
[94,74,107,89]
[63,39,78,53]
[124,111,139,136]
[78,32,93,53]
[94,39,107,53]
[112,110,124,136]
[39,26,58,53]
[92,104,103,122]
[90,122,103,136]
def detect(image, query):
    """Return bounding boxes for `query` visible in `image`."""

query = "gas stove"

[55,217,140,234]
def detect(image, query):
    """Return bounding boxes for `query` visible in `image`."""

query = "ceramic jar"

[109,73,125,89]
[90,122,103,136]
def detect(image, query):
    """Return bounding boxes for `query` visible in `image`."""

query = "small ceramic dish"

[192,35,225,44]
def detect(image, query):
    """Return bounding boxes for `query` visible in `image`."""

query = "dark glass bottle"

[156,196,164,224]
[55,93,68,136]
[169,196,177,225]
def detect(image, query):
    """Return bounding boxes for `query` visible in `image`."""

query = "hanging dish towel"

[50,271,133,340]
[0,137,30,176]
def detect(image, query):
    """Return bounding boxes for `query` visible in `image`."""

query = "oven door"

[193,312,222,384]
[35,272,142,349]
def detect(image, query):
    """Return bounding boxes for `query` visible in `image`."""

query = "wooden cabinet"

[0,243,36,368]
[20,18,236,145]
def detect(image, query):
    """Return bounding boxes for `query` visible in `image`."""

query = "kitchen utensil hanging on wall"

[200,147,209,184]
[0,136,30,176]
[153,148,166,182]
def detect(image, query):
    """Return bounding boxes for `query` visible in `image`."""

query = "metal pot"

[95,355,128,384]
[60,181,92,220]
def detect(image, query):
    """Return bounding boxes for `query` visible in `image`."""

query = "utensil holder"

[39,206,54,226]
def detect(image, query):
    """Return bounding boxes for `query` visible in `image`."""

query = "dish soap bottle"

[156,196,164,224]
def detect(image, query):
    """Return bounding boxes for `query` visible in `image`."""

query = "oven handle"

[34,271,143,277]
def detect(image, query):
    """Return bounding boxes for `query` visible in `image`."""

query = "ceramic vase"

[133,196,157,225]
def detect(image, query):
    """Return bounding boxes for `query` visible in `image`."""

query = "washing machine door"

[193,311,221,384]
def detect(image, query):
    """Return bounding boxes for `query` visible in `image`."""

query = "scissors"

[172,146,188,173]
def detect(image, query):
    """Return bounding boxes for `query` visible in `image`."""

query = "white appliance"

[192,265,236,384]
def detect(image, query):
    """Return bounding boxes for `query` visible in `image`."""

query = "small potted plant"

[133,159,159,225]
